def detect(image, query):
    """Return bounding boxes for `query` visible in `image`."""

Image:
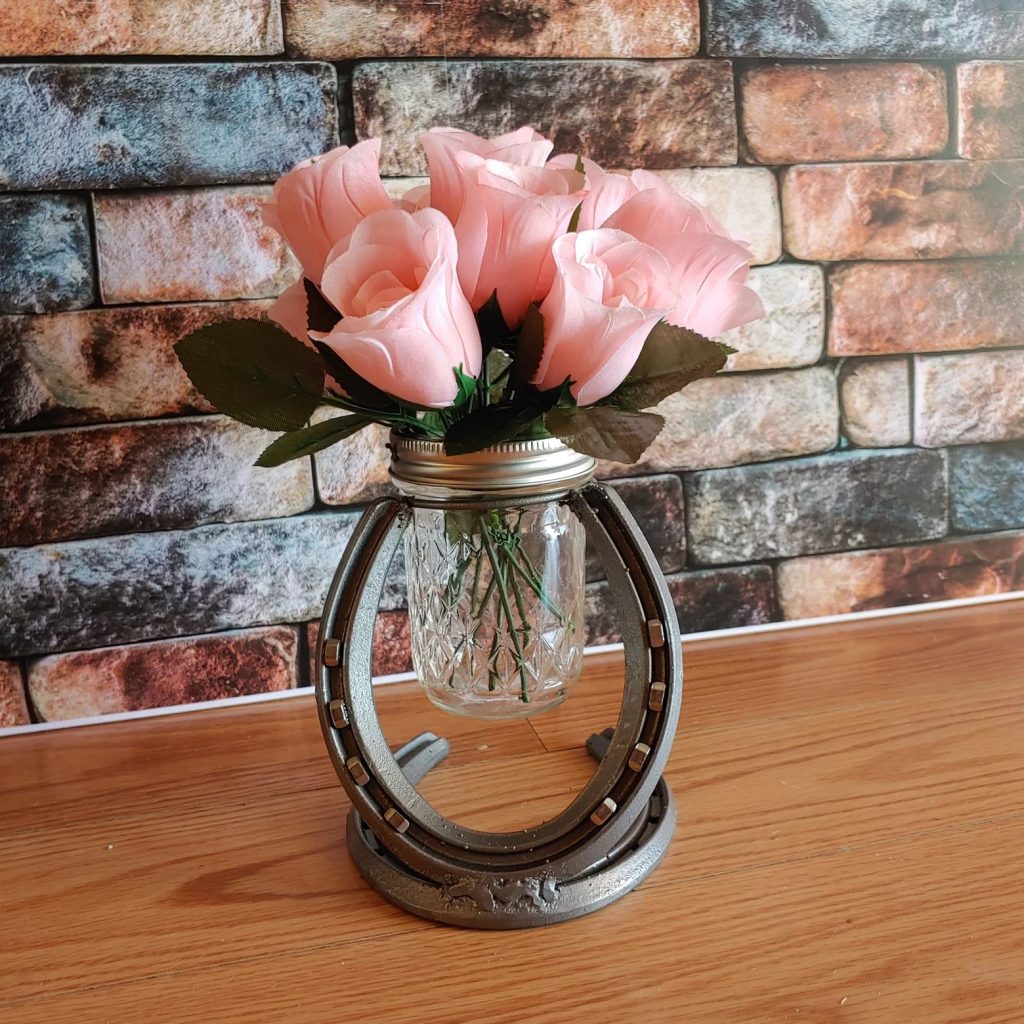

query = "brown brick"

[783,160,1024,261]
[0,417,314,546]
[94,187,298,304]
[27,627,297,722]
[0,300,270,430]
[586,565,776,643]
[958,62,1024,159]
[0,661,29,728]
[354,60,737,175]
[914,351,1024,448]
[0,1,283,56]
[742,63,948,164]
[777,533,1024,620]
[306,613,413,681]
[829,259,1024,356]
[605,367,838,475]
[285,0,699,59]
[839,359,912,449]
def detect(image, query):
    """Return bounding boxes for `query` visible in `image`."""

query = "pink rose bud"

[603,188,764,338]
[532,229,679,406]
[311,209,482,409]
[420,126,554,223]
[453,153,585,327]
[266,280,311,344]
[261,139,393,284]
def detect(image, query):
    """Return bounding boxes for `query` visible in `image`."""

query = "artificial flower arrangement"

[174,126,763,468]
[174,126,764,714]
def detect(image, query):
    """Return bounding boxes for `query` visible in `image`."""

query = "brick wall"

[1,1,1023,728]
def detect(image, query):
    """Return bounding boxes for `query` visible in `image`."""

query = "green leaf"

[174,319,324,432]
[303,278,341,334]
[444,404,543,456]
[255,414,372,467]
[312,340,395,411]
[566,155,586,233]
[602,322,731,412]
[475,290,512,352]
[545,405,665,464]
[567,201,583,234]
[510,303,545,386]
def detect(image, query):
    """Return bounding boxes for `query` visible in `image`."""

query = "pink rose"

[261,140,393,284]
[454,154,585,327]
[602,189,763,337]
[420,126,553,223]
[310,208,482,409]
[546,155,670,232]
[532,229,678,406]
[266,280,310,343]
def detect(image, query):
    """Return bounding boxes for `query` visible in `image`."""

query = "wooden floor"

[2,599,1023,1023]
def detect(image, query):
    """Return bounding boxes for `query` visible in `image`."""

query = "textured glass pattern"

[404,500,586,719]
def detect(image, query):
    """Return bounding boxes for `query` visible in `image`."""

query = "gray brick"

[0,195,93,313]
[0,63,339,190]
[915,351,1024,447]
[353,60,737,175]
[685,449,948,565]
[950,441,1024,532]
[0,511,411,658]
[707,1,1024,59]
[586,565,776,644]
[611,367,838,475]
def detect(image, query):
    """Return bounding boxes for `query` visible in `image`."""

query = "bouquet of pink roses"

[175,126,763,467]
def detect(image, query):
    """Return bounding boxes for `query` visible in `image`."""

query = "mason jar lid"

[388,431,596,498]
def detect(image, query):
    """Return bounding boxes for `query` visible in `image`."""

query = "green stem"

[507,537,567,626]
[481,525,531,703]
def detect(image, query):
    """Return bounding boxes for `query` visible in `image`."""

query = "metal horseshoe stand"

[314,481,682,928]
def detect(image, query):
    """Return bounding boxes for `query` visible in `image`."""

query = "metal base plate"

[346,730,676,929]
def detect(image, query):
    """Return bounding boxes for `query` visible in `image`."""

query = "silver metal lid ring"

[388,431,596,498]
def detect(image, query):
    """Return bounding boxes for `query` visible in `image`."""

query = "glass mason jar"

[390,434,595,719]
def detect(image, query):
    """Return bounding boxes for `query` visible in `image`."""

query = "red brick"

[742,63,948,164]
[0,661,30,728]
[285,0,699,59]
[783,160,1024,261]
[958,62,1024,159]
[0,1,282,57]
[778,533,1024,620]
[94,187,298,304]
[829,259,1024,356]
[27,627,298,721]
[0,417,314,547]
[306,612,413,681]
[0,300,271,430]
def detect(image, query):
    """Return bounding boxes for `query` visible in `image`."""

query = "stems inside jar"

[441,507,572,703]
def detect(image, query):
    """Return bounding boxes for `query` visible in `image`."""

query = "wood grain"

[1,598,1022,1023]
